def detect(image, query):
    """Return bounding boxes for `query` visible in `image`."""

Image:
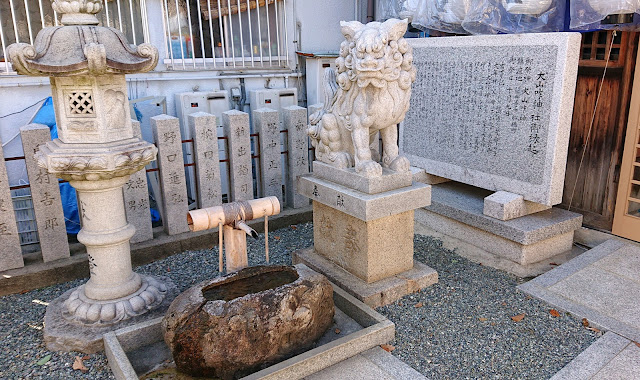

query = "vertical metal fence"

[0,0,148,74]
[161,0,290,70]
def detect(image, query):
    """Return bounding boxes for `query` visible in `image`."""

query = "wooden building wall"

[560,31,638,231]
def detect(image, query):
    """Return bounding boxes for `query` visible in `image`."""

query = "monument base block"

[312,201,414,283]
[296,172,437,308]
[416,182,583,277]
[293,247,438,308]
[43,275,179,353]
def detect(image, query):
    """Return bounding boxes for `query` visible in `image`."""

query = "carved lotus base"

[44,275,178,353]
[63,274,168,325]
[35,137,157,181]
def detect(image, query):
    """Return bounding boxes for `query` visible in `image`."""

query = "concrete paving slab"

[305,347,427,380]
[593,244,640,284]
[519,240,640,343]
[593,341,640,380]
[549,266,640,328]
[550,332,640,380]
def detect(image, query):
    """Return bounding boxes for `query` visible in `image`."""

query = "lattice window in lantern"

[68,92,95,116]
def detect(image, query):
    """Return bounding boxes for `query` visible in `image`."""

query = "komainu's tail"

[308,67,338,146]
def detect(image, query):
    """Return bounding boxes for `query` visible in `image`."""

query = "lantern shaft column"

[72,177,140,300]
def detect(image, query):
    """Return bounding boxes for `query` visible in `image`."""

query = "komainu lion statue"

[308,18,417,177]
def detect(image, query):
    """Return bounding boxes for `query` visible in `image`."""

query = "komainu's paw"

[387,155,410,172]
[356,160,383,178]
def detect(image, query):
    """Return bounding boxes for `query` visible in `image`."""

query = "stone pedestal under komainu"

[294,162,437,308]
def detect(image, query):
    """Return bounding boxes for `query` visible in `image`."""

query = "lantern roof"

[7,0,157,77]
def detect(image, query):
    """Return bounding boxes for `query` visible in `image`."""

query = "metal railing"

[161,0,290,70]
[0,0,149,74]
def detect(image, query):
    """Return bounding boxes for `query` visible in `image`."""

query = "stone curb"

[549,332,631,380]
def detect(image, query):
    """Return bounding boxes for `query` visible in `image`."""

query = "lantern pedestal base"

[43,275,179,354]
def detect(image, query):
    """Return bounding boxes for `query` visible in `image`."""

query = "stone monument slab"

[20,124,70,262]
[152,115,189,235]
[401,33,581,206]
[0,139,23,272]
[124,120,153,244]
[283,106,310,208]
[189,112,222,208]
[254,108,283,203]
[222,110,253,202]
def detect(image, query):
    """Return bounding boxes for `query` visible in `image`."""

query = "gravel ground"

[378,235,600,380]
[0,222,598,379]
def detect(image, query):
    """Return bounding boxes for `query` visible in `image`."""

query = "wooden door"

[561,31,638,231]
[613,44,640,240]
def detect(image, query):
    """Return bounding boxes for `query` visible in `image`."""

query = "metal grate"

[161,0,290,70]
[0,0,149,74]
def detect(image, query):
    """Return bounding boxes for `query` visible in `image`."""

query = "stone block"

[427,182,582,245]
[414,182,583,270]
[313,201,414,283]
[519,240,640,343]
[151,115,189,235]
[314,161,413,194]
[483,191,550,221]
[401,33,582,206]
[222,110,253,201]
[123,120,153,244]
[283,106,310,208]
[0,139,23,272]
[416,208,575,266]
[297,175,430,222]
[189,112,222,208]
[293,247,438,308]
[253,108,283,203]
[411,166,450,185]
[20,124,70,262]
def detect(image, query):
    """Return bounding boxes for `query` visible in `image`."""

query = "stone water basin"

[104,264,395,380]
[162,265,334,379]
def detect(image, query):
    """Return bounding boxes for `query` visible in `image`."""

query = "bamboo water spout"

[187,196,281,272]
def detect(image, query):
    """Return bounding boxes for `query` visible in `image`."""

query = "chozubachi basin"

[162,265,334,379]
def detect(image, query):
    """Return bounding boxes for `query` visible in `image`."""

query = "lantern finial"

[51,0,103,25]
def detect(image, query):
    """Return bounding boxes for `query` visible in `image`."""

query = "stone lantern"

[8,0,176,352]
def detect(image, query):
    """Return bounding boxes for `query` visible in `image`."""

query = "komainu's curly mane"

[308,18,416,178]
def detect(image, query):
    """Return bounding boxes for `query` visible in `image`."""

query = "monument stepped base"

[293,247,438,309]
[416,182,583,277]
